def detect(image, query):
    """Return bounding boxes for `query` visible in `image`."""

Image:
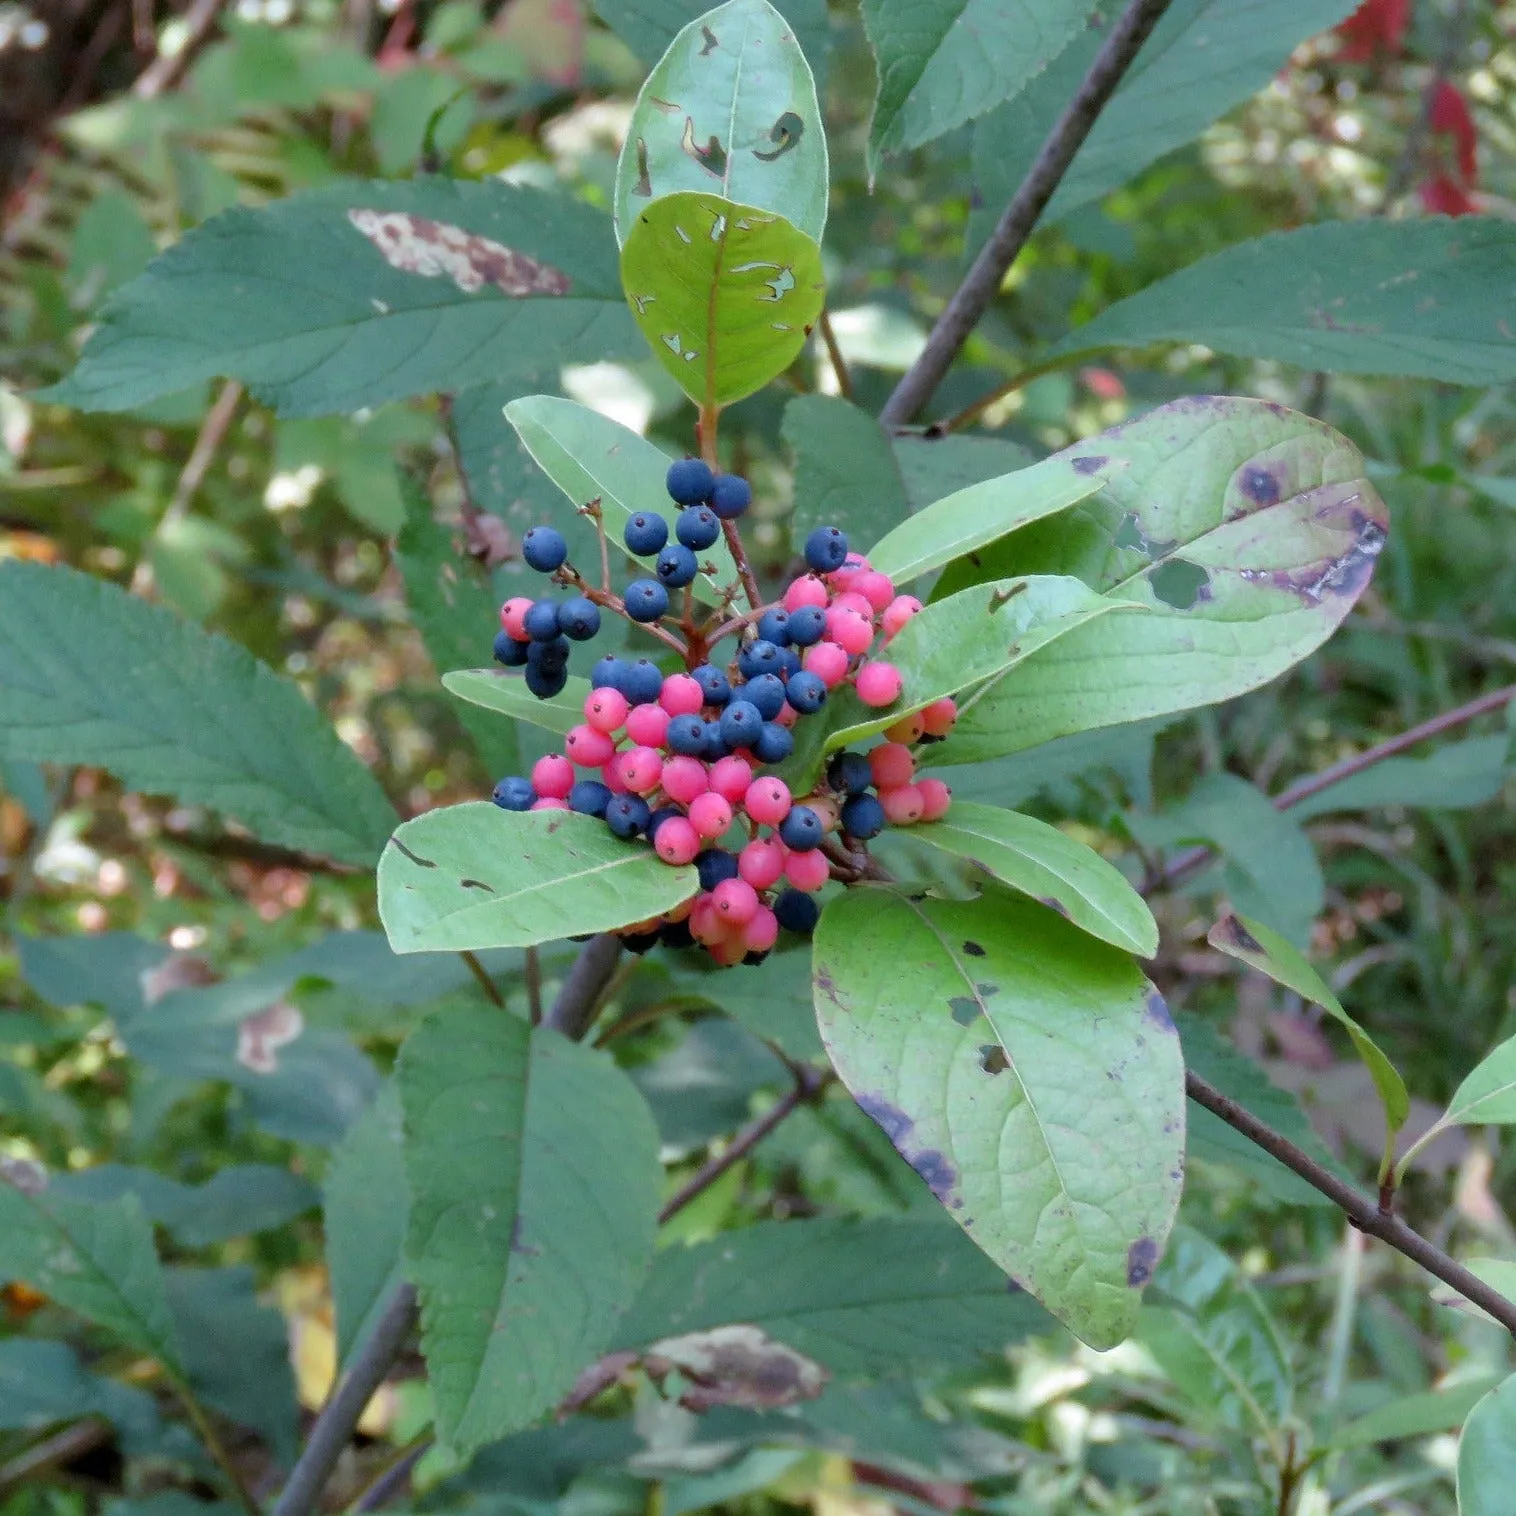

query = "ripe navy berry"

[624,580,670,622]
[524,599,563,641]
[709,473,752,519]
[524,664,568,699]
[784,604,826,647]
[623,512,668,557]
[695,848,740,891]
[773,888,821,934]
[557,597,601,641]
[622,659,665,706]
[828,751,872,795]
[569,779,612,817]
[492,776,535,811]
[840,792,886,839]
[720,700,762,749]
[656,544,699,588]
[666,714,710,756]
[738,639,783,679]
[493,631,529,667]
[666,457,715,505]
[785,670,827,714]
[676,506,720,550]
[526,636,569,672]
[754,722,793,764]
[522,525,568,573]
[592,655,630,691]
[605,794,652,838]
[692,664,731,706]
[804,525,849,574]
[742,673,787,721]
[779,806,824,850]
[756,608,791,645]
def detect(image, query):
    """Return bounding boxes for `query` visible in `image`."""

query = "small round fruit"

[499,597,534,639]
[655,816,702,865]
[709,473,752,519]
[666,457,716,505]
[525,664,568,699]
[709,755,754,804]
[661,755,710,805]
[522,525,568,573]
[784,848,830,892]
[782,575,829,612]
[691,663,731,707]
[840,792,886,840]
[615,746,664,795]
[785,604,826,646]
[584,687,629,733]
[778,805,824,851]
[804,525,849,574]
[666,714,710,757]
[785,671,827,714]
[625,701,670,748]
[622,659,665,706]
[827,751,873,795]
[920,697,958,737]
[743,776,792,826]
[826,606,875,657]
[881,594,923,640]
[712,877,760,926]
[803,641,851,688]
[557,596,601,641]
[531,797,569,812]
[917,777,952,820]
[623,511,669,557]
[493,631,528,667]
[676,505,720,550]
[492,776,535,811]
[855,571,896,612]
[624,579,670,622]
[524,599,563,641]
[754,722,793,764]
[739,837,787,889]
[688,792,734,839]
[743,673,786,721]
[720,700,763,750]
[879,783,926,825]
[869,742,916,789]
[885,711,926,745]
[526,635,569,673]
[856,661,904,707]
[742,905,779,954]
[569,779,612,817]
[659,673,705,716]
[656,544,698,588]
[695,848,740,891]
[531,753,575,798]
[605,794,652,838]
[591,655,630,691]
[738,639,783,679]
[565,724,616,768]
[774,888,821,934]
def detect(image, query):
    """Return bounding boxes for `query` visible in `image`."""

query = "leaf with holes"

[378,803,700,953]
[910,802,1158,957]
[597,0,831,86]
[505,397,739,605]
[813,886,1184,1350]
[612,0,828,246]
[931,397,1388,761]
[443,670,591,737]
[401,1006,661,1452]
[620,192,825,409]
[46,179,637,417]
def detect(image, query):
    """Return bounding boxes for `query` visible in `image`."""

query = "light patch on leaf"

[644,1325,828,1410]
[347,210,572,297]
[140,954,216,1005]
[0,1156,47,1196]
[237,1002,304,1074]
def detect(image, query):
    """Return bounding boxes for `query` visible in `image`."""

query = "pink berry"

[828,553,871,592]
[782,575,829,611]
[869,742,915,789]
[855,661,903,707]
[709,755,755,804]
[826,607,875,657]
[660,674,705,717]
[742,906,779,954]
[739,837,787,889]
[785,848,830,892]
[804,641,851,688]
[584,688,629,733]
[885,711,926,745]
[879,783,925,825]
[711,877,760,926]
[565,724,617,768]
[920,697,958,737]
[831,591,873,618]
[688,792,734,839]
[881,594,923,641]
[601,761,629,795]
[626,703,669,748]
[690,894,725,945]
[917,777,952,821]
[708,936,747,967]
[655,816,701,865]
[855,572,896,613]
[531,796,570,811]
[500,597,534,639]
[775,702,799,728]
[661,756,709,805]
[616,746,663,795]
[531,753,574,798]
[743,776,792,827]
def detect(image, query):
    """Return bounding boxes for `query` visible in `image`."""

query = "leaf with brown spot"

[644,1325,827,1409]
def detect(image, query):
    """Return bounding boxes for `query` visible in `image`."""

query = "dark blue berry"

[703,725,730,761]
[667,715,709,756]
[676,506,720,550]
[569,780,612,817]
[691,664,731,707]
[756,608,791,646]
[787,605,827,646]
[525,663,568,699]
[709,473,752,519]
[804,525,849,574]
[779,805,823,850]
[526,635,570,672]
[743,673,786,721]
[666,458,715,505]
[828,751,872,795]
[695,848,740,891]
[524,599,563,641]
[522,525,568,573]
[622,929,661,954]
[656,544,698,588]
[592,655,629,691]
[738,639,783,679]
[720,700,762,749]
[625,580,670,622]
[492,776,535,811]
[493,631,529,667]
[622,659,665,706]
[557,597,601,641]
[786,671,827,714]
[661,918,695,950]
[778,646,803,679]
[754,722,793,764]
[774,888,821,934]
[841,792,886,840]
[623,512,668,557]
[605,794,652,838]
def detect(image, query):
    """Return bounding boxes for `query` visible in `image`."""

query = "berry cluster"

[486,457,955,965]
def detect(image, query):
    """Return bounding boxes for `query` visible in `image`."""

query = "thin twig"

[1186,1071,1516,1337]
[461,950,505,1009]
[817,310,853,401]
[170,1380,262,1516]
[346,1433,431,1514]
[878,0,1176,427]
[135,0,229,98]
[929,354,1077,437]
[524,946,543,1024]
[0,1420,113,1497]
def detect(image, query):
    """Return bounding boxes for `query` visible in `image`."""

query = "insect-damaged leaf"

[813,886,1184,1350]
[613,0,828,247]
[620,191,824,409]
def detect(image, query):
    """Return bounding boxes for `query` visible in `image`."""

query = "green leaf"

[444,669,591,737]
[613,1216,1054,1374]
[1458,1374,1516,1515]
[47,179,637,417]
[1431,1259,1516,1323]
[1289,734,1511,819]
[0,1170,179,1368]
[967,0,1359,255]
[1209,913,1410,1156]
[379,803,700,953]
[620,192,825,409]
[914,805,1152,958]
[596,0,831,86]
[672,948,825,1063]
[861,0,1090,168]
[865,444,1123,586]
[0,562,398,868]
[814,887,1184,1350]
[0,1339,168,1452]
[400,1007,661,1452]
[630,1018,787,1148]
[613,0,828,246]
[1053,220,1516,385]
[325,1085,409,1368]
[504,395,739,605]
[1333,1378,1501,1450]
[933,397,1389,761]
[891,433,1034,511]
[783,396,911,549]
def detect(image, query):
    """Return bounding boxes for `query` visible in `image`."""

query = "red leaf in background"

[1419,174,1479,217]
[1428,79,1479,184]
[1335,0,1411,62]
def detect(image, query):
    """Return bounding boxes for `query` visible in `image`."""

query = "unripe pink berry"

[881,595,923,641]
[661,756,709,805]
[782,574,829,611]
[920,697,958,737]
[584,688,629,733]
[565,724,616,768]
[625,703,669,748]
[688,792,734,839]
[500,597,534,639]
[659,674,705,717]
[743,776,792,826]
[917,777,952,821]
[739,837,786,889]
[616,746,664,795]
[826,606,875,657]
[831,591,873,618]
[855,661,903,707]
[654,816,701,865]
[827,553,871,592]
[531,796,570,811]
[742,906,779,954]
[690,893,725,945]
[709,755,755,804]
[531,753,574,798]
[869,742,915,789]
[855,571,896,613]
[785,848,830,892]
[885,711,926,745]
[879,783,926,825]
[775,702,799,728]
[804,641,851,688]
[805,795,840,833]
[711,877,759,926]
[601,761,628,795]
[709,935,748,967]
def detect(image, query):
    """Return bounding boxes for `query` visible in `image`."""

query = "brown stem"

[135,0,228,98]
[817,310,853,400]
[543,933,623,1040]
[461,950,505,1009]
[524,946,543,1025]
[929,353,1088,437]
[719,518,763,614]
[170,1379,263,1516]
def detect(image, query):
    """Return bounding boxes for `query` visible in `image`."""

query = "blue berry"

[524,663,568,699]
[754,722,793,764]
[661,918,695,949]
[774,888,821,934]
[841,793,886,840]
[622,929,661,954]
[557,597,601,641]
[522,525,568,573]
[778,646,803,679]
[492,776,535,811]
[656,544,699,588]
[622,659,665,706]
[569,780,612,817]
[804,525,849,574]
[592,655,629,691]
[493,631,529,667]
[524,599,563,641]
[738,640,783,679]
[667,715,709,756]
[786,605,826,646]
[526,635,569,671]
[605,794,652,838]
[666,458,715,505]
[720,700,763,749]
[756,608,791,645]
[695,848,740,891]
[710,473,752,519]
[624,580,670,622]
[703,725,731,761]
[828,751,872,794]
[779,805,824,850]
[743,673,786,721]
[691,664,731,707]
[786,671,827,714]
[623,512,668,557]
[676,506,720,550]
